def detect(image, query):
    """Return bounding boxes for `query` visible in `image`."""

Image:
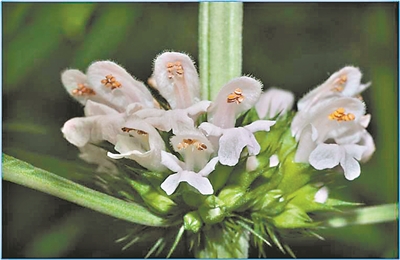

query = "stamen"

[227,88,245,104]
[101,74,122,89]
[121,127,148,135]
[328,107,355,122]
[332,75,347,92]
[71,83,95,96]
[166,61,184,79]
[177,138,207,151]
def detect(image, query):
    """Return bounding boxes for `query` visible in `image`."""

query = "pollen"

[328,107,355,122]
[166,61,184,79]
[177,138,207,151]
[121,127,148,135]
[101,74,122,89]
[227,88,245,104]
[71,83,95,96]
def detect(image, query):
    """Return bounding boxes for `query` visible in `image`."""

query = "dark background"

[3,3,398,257]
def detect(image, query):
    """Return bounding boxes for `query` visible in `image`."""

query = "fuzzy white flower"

[297,66,370,112]
[62,61,155,112]
[207,76,263,129]
[61,100,125,147]
[200,120,275,166]
[160,151,219,195]
[153,52,200,109]
[107,116,166,172]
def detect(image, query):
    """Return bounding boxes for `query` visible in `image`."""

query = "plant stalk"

[199,2,243,101]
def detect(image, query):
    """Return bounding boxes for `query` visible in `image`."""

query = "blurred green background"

[3,2,398,258]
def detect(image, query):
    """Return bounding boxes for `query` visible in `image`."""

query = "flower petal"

[218,128,256,166]
[255,88,294,119]
[153,52,200,109]
[358,130,376,162]
[198,157,219,177]
[208,76,262,129]
[84,100,119,116]
[244,120,276,133]
[61,117,96,147]
[161,171,214,195]
[161,151,185,172]
[160,172,182,195]
[87,61,155,110]
[297,66,368,111]
[309,143,341,170]
[294,124,317,163]
[340,151,361,180]
[61,69,95,105]
[182,171,214,195]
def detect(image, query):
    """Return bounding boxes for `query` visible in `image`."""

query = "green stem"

[199,2,243,101]
[2,153,171,227]
[323,203,398,228]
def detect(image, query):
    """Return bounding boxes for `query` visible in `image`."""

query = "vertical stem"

[199,2,243,101]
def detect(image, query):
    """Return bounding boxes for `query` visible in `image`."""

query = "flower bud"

[198,195,226,224]
[184,211,203,233]
[129,179,176,215]
[218,185,247,211]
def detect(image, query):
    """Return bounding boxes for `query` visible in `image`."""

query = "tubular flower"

[60,53,376,258]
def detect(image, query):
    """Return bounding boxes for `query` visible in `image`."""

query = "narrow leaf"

[2,154,171,227]
[322,203,398,228]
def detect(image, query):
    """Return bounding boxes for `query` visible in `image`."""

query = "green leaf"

[2,153,172,227]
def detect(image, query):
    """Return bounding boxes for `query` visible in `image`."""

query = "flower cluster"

[61,52,375,258]
[291,67,375,180]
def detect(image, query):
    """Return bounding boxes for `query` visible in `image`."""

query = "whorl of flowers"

[61,52,375,258]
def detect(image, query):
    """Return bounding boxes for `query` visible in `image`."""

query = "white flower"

[255,88,294,119]
[160,151,219,195]
[297,66,370,112]
[107,116,166,172]
[153,52,200,109]
[170,130,214,172]
[207,76,263,129]
[292,97,366,142]
[200,120,275,166]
